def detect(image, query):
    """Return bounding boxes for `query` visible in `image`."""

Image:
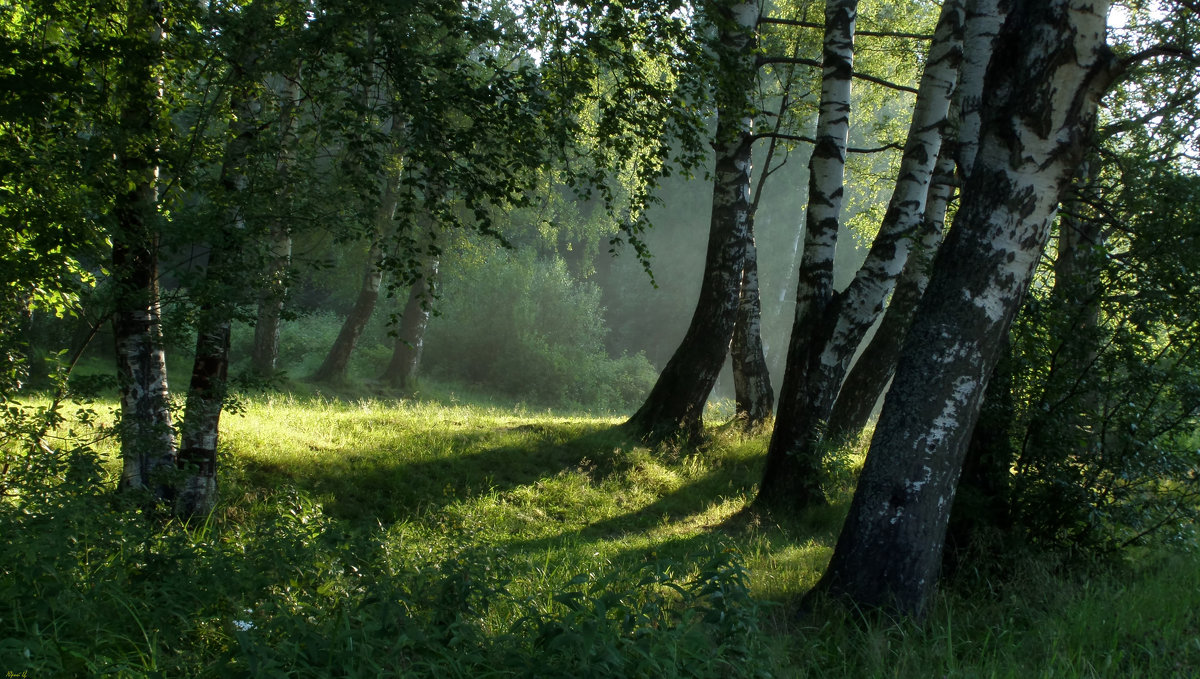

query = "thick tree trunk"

[382,257,438,389]
[731,228,774,427]
[112,0,176,498]
[311,178,398,384]
[625,0,758,442]
[812,0,1115,618]
[944,338,1015,571]
[759,0,963,510]
[825,148,957,439]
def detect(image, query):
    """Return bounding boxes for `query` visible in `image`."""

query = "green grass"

[2,389,1198,677]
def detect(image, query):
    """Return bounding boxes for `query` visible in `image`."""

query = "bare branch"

[752,132,904,154]
[758,16,933,40]
[756,56,920,93]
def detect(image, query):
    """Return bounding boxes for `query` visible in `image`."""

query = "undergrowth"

[1,393,1197,677]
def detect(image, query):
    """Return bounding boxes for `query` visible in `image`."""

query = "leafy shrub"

[998,165,1200,554]
[424,244,657,410]
[2,467,770,678]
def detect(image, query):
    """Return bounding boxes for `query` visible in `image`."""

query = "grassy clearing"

[2,389,1198,677]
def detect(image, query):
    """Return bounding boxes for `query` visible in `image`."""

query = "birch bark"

[625,0,758,441]
[731,228,774,427]
[757,0,858,507]
[824,0,1004,439]
[813,0,1116,618]
[382,256,439,389]
[251,73,302,378]
[311,177,398,383]
[759,0,964,509]
[112,0,176,498]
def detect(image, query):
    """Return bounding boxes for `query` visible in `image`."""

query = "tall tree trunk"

[625,0,759,442]
[250,223,292,377]
[731,225,774,427]
[757,0,859,508]
[382,256,438,389]
[758,0,963,510]
[250,73,301,378]
[311,178,398,383]
[112,0,176,499]
[812,0,1115,618]
[312,240,386,384]
[177,54,263,516]
[825,147,957,439]
[824,0,1004,440]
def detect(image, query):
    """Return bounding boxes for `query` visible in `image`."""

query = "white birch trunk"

[956,0,1007,176]
[625,0,759,441]
[757,0,858,506]
[113,0,177,498]
[815,0,1116,618]
[760,0,965,508]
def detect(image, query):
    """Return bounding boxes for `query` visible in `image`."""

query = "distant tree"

[382,255,439,389]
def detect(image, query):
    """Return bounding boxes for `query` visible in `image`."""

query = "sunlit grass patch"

[5,389,1198,678]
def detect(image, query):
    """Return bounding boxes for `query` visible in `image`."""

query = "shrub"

[424,245,657,411]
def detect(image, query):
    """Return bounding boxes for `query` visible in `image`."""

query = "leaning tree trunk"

[177,48,263,517]
[812,0,1115,618]
[311,178,398,384]
[625,0,759,442]
[823,0,1003,441]
[758,0,963,510]
[382,256,438,389]
[112,0,176,499]
[730,226,774,428]
[825,147,957,439]
[757,0,860,508]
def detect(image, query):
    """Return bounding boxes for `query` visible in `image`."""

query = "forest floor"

[3,385,1198,677]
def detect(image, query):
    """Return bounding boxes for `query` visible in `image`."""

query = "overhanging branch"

[756,56,920,94]
[752,132,904,154]
[758,16,933,40]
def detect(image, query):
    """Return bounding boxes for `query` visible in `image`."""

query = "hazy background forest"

[3,0,1199,676]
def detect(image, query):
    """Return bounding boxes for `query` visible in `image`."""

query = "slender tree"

[625,0,760,441]
[311,177,399,383]
[382,256,439,389]
[111,0,177,498]
[758,0,964,509]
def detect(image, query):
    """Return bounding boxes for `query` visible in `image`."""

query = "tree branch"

[752,132,904,154]
[757,16,933,40]
[756,56,920,93]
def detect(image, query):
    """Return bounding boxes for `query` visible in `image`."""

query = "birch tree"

[812,0,1118,618]
[111,0,177,498]
[757,0,963,509]
[625,0,759,442]
[824,0,1007,439]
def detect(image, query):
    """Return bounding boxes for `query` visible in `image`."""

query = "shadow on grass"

[234,421,642,523]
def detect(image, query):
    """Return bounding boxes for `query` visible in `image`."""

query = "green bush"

[424,245,657,411]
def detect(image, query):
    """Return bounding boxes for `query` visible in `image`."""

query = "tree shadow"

[234,420,643,523]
